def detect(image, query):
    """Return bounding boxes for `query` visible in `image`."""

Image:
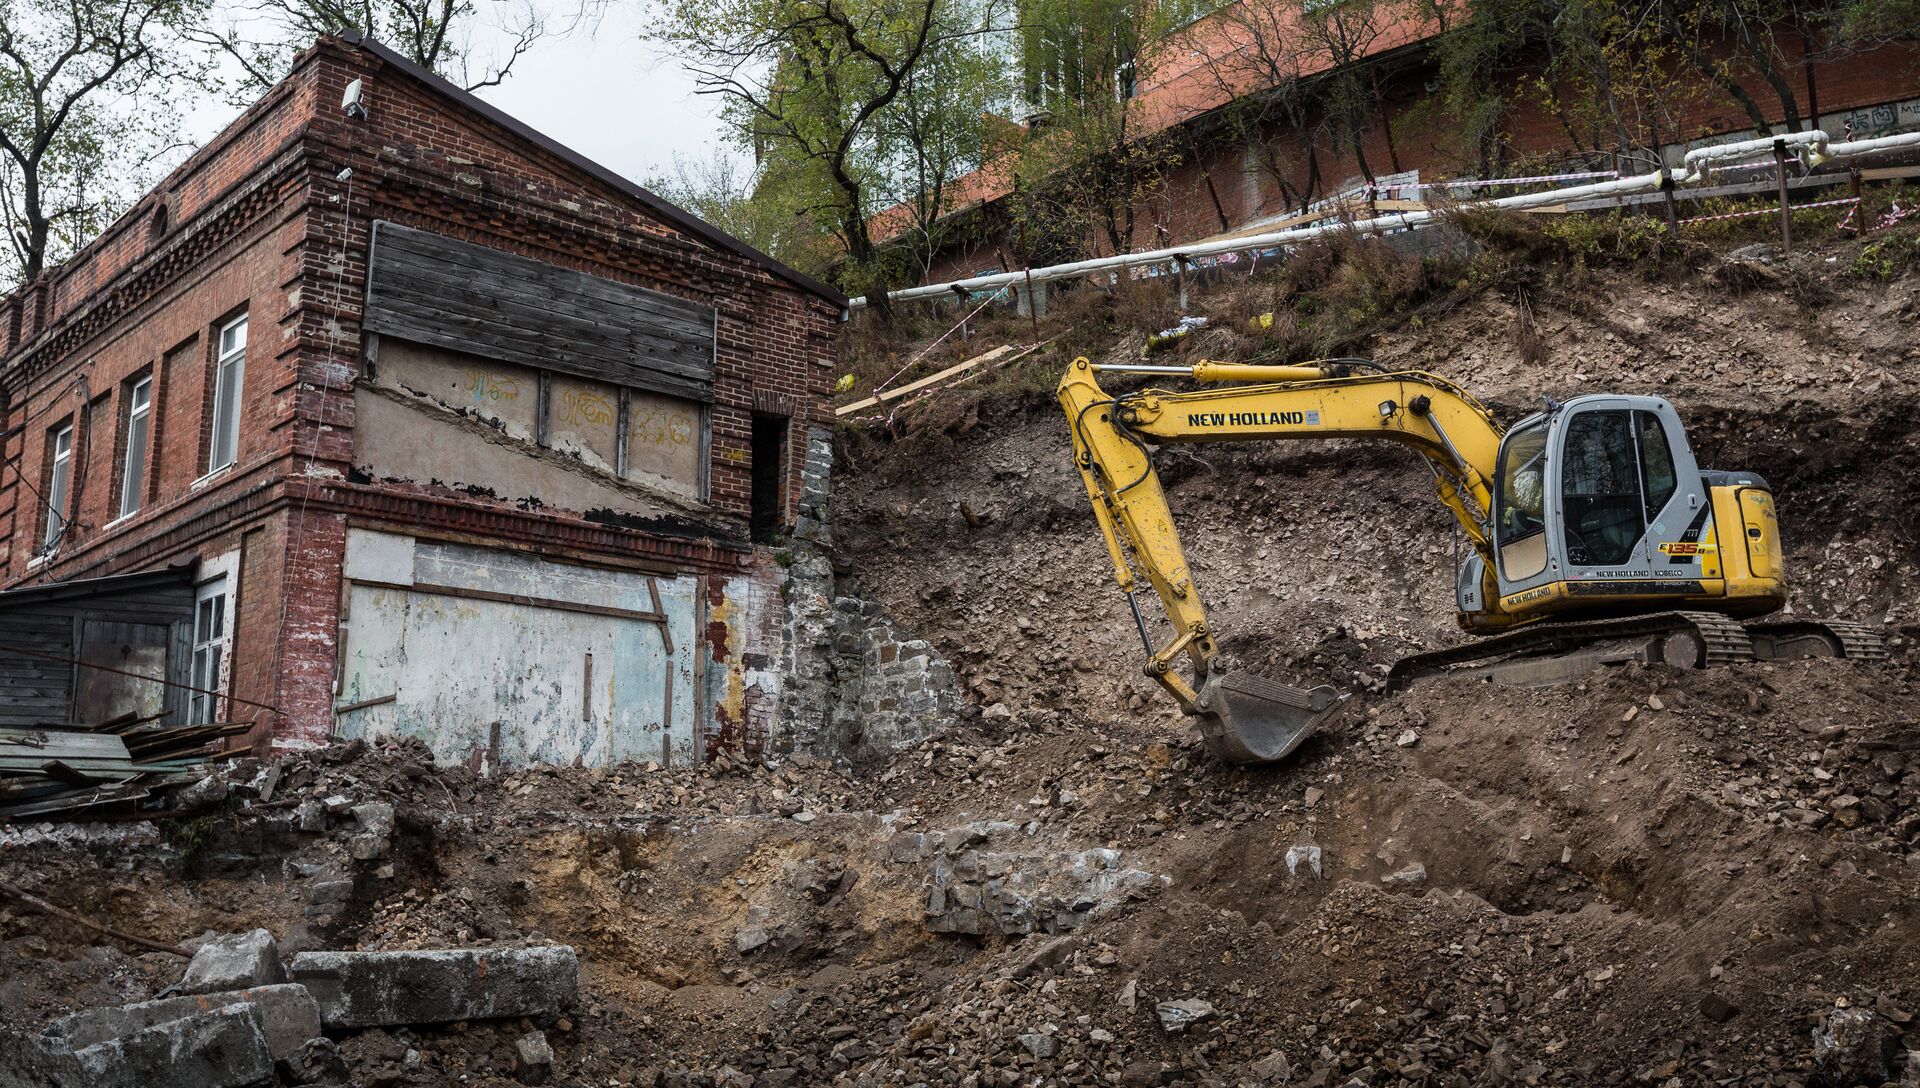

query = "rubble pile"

[4,939,577,1087]
[5,235,1920,1086]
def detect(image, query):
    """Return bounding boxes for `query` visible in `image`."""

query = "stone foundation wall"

[777,426,964,762]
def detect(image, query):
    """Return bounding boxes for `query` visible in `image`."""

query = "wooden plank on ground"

[837,345,1017,416]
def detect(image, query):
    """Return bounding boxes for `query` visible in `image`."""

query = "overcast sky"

[182,3,741,188]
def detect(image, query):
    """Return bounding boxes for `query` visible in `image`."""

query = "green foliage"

[1005,0,1185,260]
[1542,213,1672,263]
[1853,230,1920,280]
[165,813,217,862]
[0,0,214,287]
[645,152,838,274]
[645,0,1004,303]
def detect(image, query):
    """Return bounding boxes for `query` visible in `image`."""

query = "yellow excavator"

[1060,356,1885,764]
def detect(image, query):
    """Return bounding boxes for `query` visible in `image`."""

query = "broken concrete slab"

[288,945,579,1028]
[176,930,285,994]
[68,1005,273,1088]
[0,1028,87,1088]
[42,984,320,1062]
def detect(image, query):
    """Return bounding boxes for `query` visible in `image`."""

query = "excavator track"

[1387,611,1887,689]
[1743,617,1890,662]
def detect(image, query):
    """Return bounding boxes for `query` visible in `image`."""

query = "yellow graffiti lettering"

[465,370,521,403]
[560,388,616,427]
[630,409,695,449]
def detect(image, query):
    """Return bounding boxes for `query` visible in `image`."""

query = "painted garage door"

[336,529,698,770]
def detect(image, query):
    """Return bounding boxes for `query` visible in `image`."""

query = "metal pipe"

[1809,129,1920,166]
[1681,130,1828,180]
[858,127,1918,311]
[859,171,1666,309]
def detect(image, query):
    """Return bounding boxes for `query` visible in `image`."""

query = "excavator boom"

[1061,356,1510,763]
[1060,355,1868,765]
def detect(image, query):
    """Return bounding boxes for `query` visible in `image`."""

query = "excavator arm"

[1059,356,1509,762]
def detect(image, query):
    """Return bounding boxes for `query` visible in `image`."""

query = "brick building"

[881,4,1920,284]
[0,33,862,768]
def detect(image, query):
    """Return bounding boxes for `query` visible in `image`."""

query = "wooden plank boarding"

[364,221,717,402]
[837,345,1017,416]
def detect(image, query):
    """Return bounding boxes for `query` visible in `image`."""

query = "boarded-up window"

[364,222,715,403]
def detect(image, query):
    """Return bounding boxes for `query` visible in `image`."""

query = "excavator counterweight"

[1060,355,1885,765]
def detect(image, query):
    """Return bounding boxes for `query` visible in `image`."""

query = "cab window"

[1636,410,1677,522]
[1561,410,1643,565]
[1495,422,1548,547]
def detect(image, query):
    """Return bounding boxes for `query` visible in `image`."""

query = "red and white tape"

[1678,196,1860,226]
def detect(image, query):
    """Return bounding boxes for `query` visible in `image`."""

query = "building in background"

[0,33,858,769]
[878,0,1920,285]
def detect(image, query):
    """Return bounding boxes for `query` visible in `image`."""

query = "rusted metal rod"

[1774,141,1793,249]
[0,882,191,957]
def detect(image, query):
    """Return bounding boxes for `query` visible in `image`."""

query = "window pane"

[1636,411,1677,522]
[1495,422,1548,548]
[44,426,72,547]
[1561,411,1645,566]
[121,386,151,518]
[220,316,246,357]
[212,358,241,469]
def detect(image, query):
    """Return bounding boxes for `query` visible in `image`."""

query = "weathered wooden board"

[837,345,1016,416]
[366,222,716,403]
[0,728,138,778]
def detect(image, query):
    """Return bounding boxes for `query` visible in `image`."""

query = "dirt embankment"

[4,233,1920,1088]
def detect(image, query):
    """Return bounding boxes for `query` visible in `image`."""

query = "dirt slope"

[4,232,1919,1088]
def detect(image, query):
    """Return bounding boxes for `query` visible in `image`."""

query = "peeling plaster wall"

[355,338,712,523]
[336,528,699,770]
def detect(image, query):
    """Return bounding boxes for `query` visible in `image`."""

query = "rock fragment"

[515,1030,555,1085]
[288,946,579,1028]
[1155,998,1217,1035]
[1812,1007,1899,1085]
[279,1037,348,1085]
[176,929,285,995]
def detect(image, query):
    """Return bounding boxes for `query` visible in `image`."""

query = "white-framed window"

[188,576,229,723]
[209,314,247,472]
[119,375,153,519]
[42,423,73,550]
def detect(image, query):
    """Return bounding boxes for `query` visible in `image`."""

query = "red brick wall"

[0,37,841,751]
[918,34,1920,282]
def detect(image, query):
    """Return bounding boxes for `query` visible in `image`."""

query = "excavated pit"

[4,234,1919,1087]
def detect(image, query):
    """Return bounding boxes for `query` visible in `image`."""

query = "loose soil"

[4,232,1918,1088]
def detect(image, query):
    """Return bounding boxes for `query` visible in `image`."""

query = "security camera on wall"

[343,78,368,120]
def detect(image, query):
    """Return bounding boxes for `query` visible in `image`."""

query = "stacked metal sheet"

[0,721,251,822]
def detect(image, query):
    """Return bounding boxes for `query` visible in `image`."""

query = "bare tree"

[188,0,555,92]
[0,0,212,287]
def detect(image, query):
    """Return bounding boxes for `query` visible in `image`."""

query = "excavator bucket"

[1193,671,1349,765]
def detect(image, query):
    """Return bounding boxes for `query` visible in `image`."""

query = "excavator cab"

[1469,395,1787,629]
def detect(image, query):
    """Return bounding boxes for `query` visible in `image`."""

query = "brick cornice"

[2,139,312,388]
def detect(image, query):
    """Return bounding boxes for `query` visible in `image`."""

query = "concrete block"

[289,946,579,1028]
[0,1028,87,1087]
[177,930,285,994]
[68,1005,273,1088]
[43,984,321,1062]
